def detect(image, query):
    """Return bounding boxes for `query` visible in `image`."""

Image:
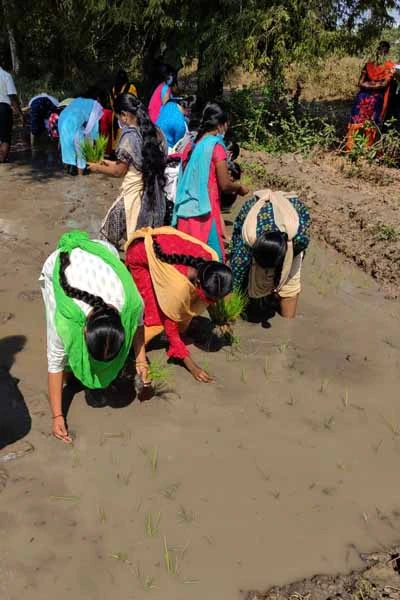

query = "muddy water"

[0,158,400,600]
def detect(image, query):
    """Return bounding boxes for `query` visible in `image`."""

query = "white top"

[28,93,59,107]
[0,67,17,105]
[39,240,143,373]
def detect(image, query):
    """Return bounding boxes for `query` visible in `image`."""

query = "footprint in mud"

[0,468,9,493]
[18,290,41,302]
[0,312,14,325]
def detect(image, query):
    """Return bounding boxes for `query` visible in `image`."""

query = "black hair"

[194,103,229,143]
[252,231,288,289]
[59,252,125,362]
[152,239,232,301]
[114,69,129,92]
[228,161,241,181]
[114,93,166,213]
[378,40,390,51]
[225,139,240,161]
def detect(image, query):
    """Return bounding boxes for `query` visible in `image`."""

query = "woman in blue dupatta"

[58,89,103,175]
[172,103,248,262]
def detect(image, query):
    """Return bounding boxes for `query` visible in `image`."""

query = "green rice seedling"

[143,576,157,591]
[151,446,159,474]
[208,289,248,325]
[80,135,108,162]
[183,579,200,585]
[162,482,180,500]
[240,367,248,384]
[98,506,107,523]
[177,505,195,524]
[263,357,270,380]
[148,358,173,385]
[342,389,349,408]
[145,512,161,537]
[110,552,129,562]
[163,537,179,576]
[271,490,281,500]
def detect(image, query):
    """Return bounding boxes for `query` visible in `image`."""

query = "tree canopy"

[1,0,399,97]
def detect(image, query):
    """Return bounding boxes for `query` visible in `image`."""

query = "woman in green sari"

[40,230,150,443]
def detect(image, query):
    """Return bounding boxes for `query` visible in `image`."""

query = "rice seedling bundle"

[80,135,108,162]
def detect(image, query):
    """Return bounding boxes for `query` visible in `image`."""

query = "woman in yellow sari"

[109,69,138,151]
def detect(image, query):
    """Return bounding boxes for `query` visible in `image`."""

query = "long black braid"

[152,239,232,301]
[114,93,166,227]
[59,252,114,314]
[59,251,125,361]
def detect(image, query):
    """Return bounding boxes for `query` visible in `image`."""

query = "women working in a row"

[41,228,233,441]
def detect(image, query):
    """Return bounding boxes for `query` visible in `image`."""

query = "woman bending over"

[126,227,232,382]
[230,189,311,321]
[40,230,149,443]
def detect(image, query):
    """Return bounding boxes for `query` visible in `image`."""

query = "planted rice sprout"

[145,512,161,537]
[80,135,108,163]
[208,289,248,342]
[163,537,179,576]
[148,358,173,386]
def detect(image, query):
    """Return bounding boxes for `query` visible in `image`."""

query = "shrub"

[226,85,336,155]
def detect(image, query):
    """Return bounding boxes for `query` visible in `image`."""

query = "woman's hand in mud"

[219,323,233,336]
[52,415,72,444]
[86,161,98,172]
[238,184,249,196]
[183,356,214,383]
[136,362,151,387]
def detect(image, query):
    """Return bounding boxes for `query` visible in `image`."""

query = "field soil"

[0,147,400,600]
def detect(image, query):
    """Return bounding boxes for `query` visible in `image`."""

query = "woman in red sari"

[346,41,395,150]
[126,227,232,383]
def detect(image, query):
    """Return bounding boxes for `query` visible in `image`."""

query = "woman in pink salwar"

[172,104,248,261]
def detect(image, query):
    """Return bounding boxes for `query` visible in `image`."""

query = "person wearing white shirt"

[0,54,22,162]
[40,232,151,443]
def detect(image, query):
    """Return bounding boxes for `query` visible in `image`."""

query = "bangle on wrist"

[52,414,64,419]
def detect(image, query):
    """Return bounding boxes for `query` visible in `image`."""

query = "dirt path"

[1,155,400,600]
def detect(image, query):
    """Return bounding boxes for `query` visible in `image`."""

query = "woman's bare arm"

[215,160,248,195]
[87,159,128,177]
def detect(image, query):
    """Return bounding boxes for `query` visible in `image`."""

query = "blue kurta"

[58,98,99,169]
[156,101,187,149]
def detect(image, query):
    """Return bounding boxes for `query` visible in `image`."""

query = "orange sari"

[346,60,394,150]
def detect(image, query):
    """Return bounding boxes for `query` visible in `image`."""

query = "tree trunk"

[1,0,20,73]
